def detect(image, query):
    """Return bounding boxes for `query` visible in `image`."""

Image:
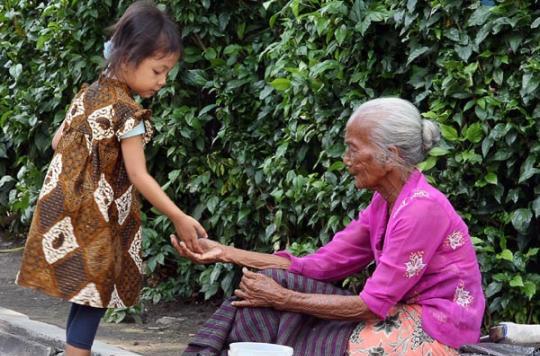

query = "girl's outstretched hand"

[170,235,226,264]
[172,214,207,254]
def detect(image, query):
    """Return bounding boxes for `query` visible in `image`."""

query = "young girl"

[16,2,206,355]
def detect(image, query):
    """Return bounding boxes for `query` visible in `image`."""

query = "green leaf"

[406,0,417,13]
[270,78,291,92]
[199,104,217,116]
[511,209,532,233]
[485,281,502,298]
[203,48,217,60]
[533,196,540,218]
[417,156,437,171]
[168,169,181,182]
[428,147,449,157]
[335,24,347,45]
[468,6,491,27]
[464,123,484,143]
[207,196,219,214]
[259,85,274,100]
[521,72,540,96]
[263,0,277,10]
[497,249,513,261]
[184,69,208,87]
[518,155,540,183]
[493,69,503,85]
[455,45,472,62]
[9,63,22,79]
[168,63,180,80]
[238,208,250,222]
[439,124,459,141]
[328,161,345,171]
[523,281,537,300]
[509,275,524,288]
[485,172,497,185]
[407,46,429,65]
[0,176,15,189]
[525,248,539,258]
[531,17,540,29]
[506,34,522,53]
[220,272,234,295]
[291,0,299,18]
[310,60,339,77]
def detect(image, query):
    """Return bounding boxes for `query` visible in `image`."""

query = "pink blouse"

[276,170,485,348]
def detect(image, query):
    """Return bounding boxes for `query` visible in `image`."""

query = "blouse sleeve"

[360,198,451,318]
[113,102,153,144]
[276,205,373,282]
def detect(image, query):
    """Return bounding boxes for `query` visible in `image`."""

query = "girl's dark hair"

[106,1,182,75]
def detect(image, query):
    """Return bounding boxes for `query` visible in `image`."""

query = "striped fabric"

[183,268,358,356]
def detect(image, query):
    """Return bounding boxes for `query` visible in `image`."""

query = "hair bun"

[421,119,441,152]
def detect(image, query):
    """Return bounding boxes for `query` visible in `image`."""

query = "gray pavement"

[0,246,213,355]
[0,306,140,356]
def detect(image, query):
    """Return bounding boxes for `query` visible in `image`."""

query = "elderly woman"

[174,98,485,356]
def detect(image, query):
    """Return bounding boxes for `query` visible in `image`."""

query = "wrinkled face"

[343,119,389,190]
[121,52,179,98]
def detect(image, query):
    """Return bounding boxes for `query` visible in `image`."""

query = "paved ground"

[0,237,216,355]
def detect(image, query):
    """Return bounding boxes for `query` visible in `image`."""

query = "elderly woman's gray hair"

[349,97,441,166]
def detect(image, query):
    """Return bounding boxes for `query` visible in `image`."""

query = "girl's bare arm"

[121,135,206,253]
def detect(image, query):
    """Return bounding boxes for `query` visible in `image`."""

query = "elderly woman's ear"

[377,145,402,170]
[386,145,400,158]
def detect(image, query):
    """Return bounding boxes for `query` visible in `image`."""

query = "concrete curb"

[0,307,141,356]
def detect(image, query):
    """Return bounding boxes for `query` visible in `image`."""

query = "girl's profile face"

[120,52,179,98]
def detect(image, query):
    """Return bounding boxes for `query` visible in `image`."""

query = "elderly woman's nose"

[343,152,351,166]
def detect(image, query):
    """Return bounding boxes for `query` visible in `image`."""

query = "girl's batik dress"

[17,76,153,308]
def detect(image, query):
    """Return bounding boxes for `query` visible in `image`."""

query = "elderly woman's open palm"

[170,235,225,264]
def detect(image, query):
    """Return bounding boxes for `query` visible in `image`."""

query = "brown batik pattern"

[17,76,153,308]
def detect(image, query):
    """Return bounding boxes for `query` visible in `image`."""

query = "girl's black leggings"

[66,303,106,350]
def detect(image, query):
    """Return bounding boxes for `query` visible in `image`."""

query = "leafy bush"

[1,0,538,328]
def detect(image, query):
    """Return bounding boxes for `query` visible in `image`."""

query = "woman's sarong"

[348,304,458,355]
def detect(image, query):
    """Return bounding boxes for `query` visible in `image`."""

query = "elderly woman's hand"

[170,234,226,264]
[232,268,290,308]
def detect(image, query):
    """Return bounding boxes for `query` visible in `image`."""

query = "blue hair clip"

[103,40,113,60]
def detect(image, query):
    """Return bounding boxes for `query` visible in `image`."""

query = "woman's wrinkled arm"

[232,268,377,321]
[171,235,291,270]
[224,246,292,270]
[276,291,376,321]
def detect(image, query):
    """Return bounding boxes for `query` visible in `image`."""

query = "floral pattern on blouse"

[393,189,429,217]
[405,251,426,278]
[430,309,448,323]
[411,189,429,199]
[445,231,465,250]
[454,281,473,308]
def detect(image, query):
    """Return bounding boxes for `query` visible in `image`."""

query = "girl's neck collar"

[99,72,131,95]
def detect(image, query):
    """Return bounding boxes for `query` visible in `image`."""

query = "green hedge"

[1,0,538,327]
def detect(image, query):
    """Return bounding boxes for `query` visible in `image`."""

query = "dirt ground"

[0,235,217,355]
